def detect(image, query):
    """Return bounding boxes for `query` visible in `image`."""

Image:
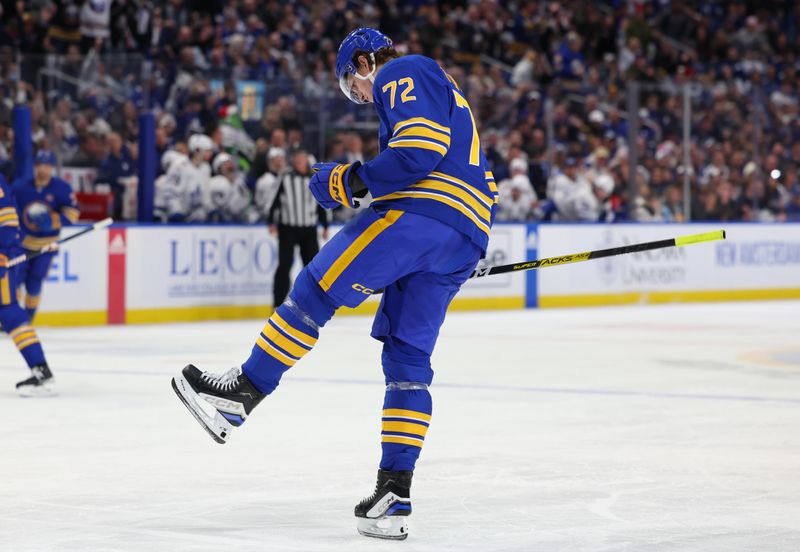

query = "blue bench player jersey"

[0,175,21,303]
[357,55,498,253]
[12,176,80,250]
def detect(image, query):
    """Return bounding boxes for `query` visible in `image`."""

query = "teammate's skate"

[171,365,264,444]
[16,363,56,397]
[355,469,413,540]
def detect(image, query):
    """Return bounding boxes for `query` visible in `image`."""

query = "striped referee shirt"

[267,170,329,228]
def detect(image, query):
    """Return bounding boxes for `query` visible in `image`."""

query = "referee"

[267,149,329,307]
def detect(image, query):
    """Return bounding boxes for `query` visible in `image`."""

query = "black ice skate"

[171,365,264,444]
[16,364,56,397]
[355,469,413,540]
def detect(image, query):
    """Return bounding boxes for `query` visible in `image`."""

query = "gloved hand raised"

[309,161,367,209]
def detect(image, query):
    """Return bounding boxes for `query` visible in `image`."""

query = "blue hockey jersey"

[0,175,21,278]
[358,55,498,252]
[12,176,80,250]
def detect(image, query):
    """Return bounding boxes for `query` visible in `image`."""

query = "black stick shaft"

[471,229,725,278]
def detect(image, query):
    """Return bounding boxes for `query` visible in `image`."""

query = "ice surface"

[2,301,800,552]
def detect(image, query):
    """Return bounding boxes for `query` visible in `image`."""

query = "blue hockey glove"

[309,161,367,209]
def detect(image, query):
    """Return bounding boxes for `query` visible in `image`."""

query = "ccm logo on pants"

[352,283,374,295]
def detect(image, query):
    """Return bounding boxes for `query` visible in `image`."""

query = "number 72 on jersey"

[381,77,481,166]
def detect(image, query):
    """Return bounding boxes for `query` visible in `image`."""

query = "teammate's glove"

[309,161,368,209]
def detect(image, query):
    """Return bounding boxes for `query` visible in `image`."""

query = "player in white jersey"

[557,172,615,222]
[156,135,213,222]
[206,153,259,223]
[154,150,188,222]
[497,174,538,221]
[547,157,587,215]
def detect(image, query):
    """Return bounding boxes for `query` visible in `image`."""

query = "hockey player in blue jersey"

[12,150,81,321]
[172,27,498,540]
[0,174,56,396]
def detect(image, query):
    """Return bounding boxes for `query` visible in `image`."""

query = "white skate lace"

[201,367,242,392]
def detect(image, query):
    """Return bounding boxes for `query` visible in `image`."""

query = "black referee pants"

[274,225,320,307]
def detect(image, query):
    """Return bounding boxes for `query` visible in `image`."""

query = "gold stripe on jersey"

[442,69,461,90]
[392,117,451,135]
[0,274,10,305]
[0,207,18,226]
[411,180,491,223]
[388,139,448,157]
[373,191,491,237]
[0,253,7,268]
[22,235,58,250]
[393,127,451,147]
[319,210,404,292]
[62,206,80,223]
[429,172,493,207]
[485,172,499,203]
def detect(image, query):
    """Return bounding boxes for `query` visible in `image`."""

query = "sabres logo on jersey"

[22,201,60,233]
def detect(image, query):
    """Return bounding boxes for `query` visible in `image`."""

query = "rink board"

[36,223,526,325]
[536,223,800,307]
[32,222,798,326]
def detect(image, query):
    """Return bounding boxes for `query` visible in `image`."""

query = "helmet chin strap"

[353,52,377,83]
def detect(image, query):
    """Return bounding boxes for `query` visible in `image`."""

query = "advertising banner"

[459,223,527,303]
[33,222,798,326]
[124,225,279,322]
[37,225,109,325]
[536,224,800,307]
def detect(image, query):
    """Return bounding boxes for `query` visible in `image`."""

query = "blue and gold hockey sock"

[380,384,432,472]
[241,301,319,394]
[9,324,46,368]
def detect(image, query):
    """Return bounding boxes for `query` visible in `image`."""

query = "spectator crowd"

[0,0,799,223]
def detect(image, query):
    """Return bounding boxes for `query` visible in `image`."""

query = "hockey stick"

[470,229,726,279]
[8,217,114,268]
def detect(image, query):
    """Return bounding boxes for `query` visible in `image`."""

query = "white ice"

[2,301,800,552]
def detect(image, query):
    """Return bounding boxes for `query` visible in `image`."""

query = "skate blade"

[18,380,57,398]
[171,375,233,444]
[357,516,409,540]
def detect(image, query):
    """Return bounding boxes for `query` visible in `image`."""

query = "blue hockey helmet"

[34,150,57,166]
[335,27,393,104]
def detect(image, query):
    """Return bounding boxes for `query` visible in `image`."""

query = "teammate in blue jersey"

[0,174,56,396]
[12,150,81,320]
[172,27,497,540]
